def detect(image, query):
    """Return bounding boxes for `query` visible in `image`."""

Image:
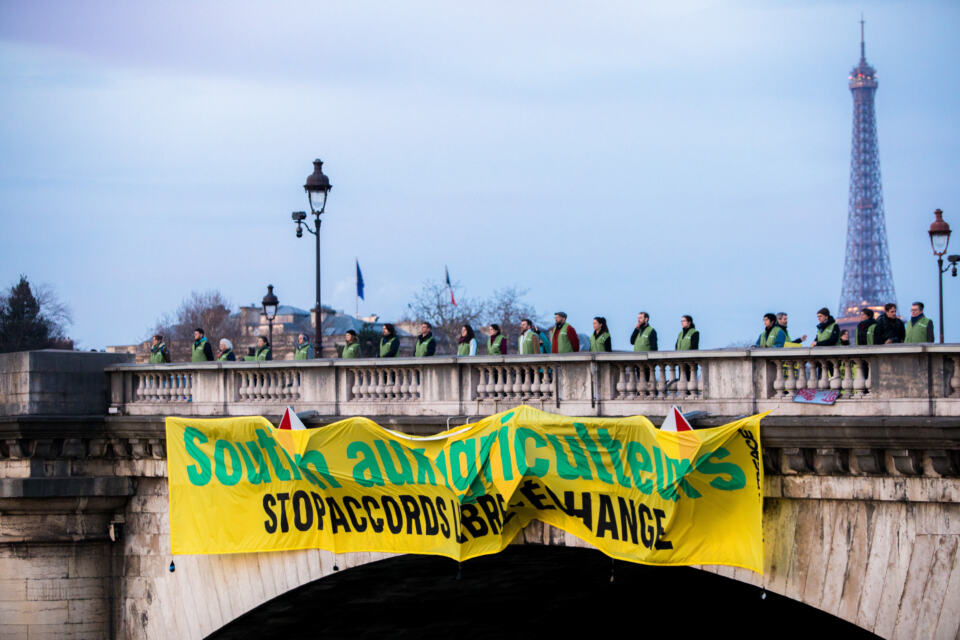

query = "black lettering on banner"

[418,495,439,536]
[496,494,515,526]
[639,503,654,548]
[399,495,423,535]
[362,495,384,533]
[518,480,554,511]
[342,496,368,532]
[476,495,502,534]
[311,492,326,530]
[326,497,351,534]
[437,497,451,538]
[596,494,618,540]
[543,486,593,530]
[292,490,313,532]
[739,428,762,496]
[263,494,278,534]
[382,496,404,534]
[460,503,489,538]
[654,508,673,549]
[276,492,290,532]
[618,496,638,544]
[452,500,467,543]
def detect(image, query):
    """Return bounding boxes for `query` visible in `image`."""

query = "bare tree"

[405,280,485,353]
[152,290,241,359]
[483,286,541,346]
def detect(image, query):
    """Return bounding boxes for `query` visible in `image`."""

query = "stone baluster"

[654,364,665,398]
[511,366,523,397]
[615,366,626,398]
[518,366,530,397]
[676,363,688,397]
[493,367,505,396]
[688,363,699,397]
[783,361,796,397]
[829,359,842,391]
[852,358,866,397]
[373,370,384,397]
[794,360,806,394]
[771,361,784,397]
[841,359,854,396]
[951,356,960,397]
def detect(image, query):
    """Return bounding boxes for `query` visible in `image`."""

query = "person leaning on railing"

[755,313,786,348]
[811,308,839,347]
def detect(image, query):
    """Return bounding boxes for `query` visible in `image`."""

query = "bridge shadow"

[207,546,877,639]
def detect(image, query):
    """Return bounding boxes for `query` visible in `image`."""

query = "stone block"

[0,557,68,580]
[68,596,107,623]
[0,600,68,625]
[0,579,26,601]
[28,577,105,601]
[26,623,108,640]
[67,547,110,578]
[0,625,27,640]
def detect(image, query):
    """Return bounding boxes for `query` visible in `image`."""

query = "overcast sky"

[1,0,958,349]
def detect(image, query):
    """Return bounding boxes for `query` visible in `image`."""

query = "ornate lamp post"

[261,284,279,347]
[292,159,332,355]
[928,209,954,344]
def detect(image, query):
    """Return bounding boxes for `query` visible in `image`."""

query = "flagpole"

[355,257,359,319]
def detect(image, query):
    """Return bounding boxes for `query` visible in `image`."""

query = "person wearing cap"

[379,324,400,357]
[341,330,361,358]
[294,333,314,359]
[191,328,214,362]
[217,338,236,361]
[810,307,840,347]
[549,312,580,353]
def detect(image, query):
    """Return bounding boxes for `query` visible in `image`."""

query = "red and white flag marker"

[277,407,306,430]
[659,405,693,432]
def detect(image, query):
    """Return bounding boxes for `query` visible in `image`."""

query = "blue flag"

[356,260,365,300]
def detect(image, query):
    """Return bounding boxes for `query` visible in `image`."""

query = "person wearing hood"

[457,324,478,356]
[755,313,786,348]
[549,312,580,353]
[811,308,840,347]
[191,328,214,362]
[905,302,934,343]
[487,324,507,354]
[379,323,400,358]
[675,315,699,351]
[414,322,436,357]
[217,338,236,361]
[590,317,612,352]
[856,308,878,345]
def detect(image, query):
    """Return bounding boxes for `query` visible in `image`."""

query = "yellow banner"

[166,406,765,572]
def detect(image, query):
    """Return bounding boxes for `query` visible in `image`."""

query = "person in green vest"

[856,308,878,345]
[589,317,612,352]
[457,325,478,356]
[549,312,580,353]
[191,328,214,362]
[811,308,840,347]
[149,334,171,363]
[754,313,786,348]
[341,330,361,358]
[217,338,236,361]
[294,333,315,360]
[414,322,436,357]
[518,318,541,354]
[777,312,806,347]
[487,324,507,354]
[535,323,551,354]
[244,336,273,361]
[379,324,400,358]
[675,315,699,350]
[630,312,658,351]
[905,302,934,343]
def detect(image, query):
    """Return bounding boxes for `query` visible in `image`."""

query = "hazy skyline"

[1,1,958,349]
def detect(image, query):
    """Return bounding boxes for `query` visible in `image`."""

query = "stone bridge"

[1,347,958,638]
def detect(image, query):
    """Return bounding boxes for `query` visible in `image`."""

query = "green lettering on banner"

[665,456,701,499]
[297,450,341,489]
[373,440,414,485]
[450,439,477,491]
[625,442,653,494]
[574,423,614,485]
[547,434,592,481]
[695,447,746,491]
[514,428,548,477]
[409,448,437,486]
[597,429,632,488]
[496,425,514,481]
[184,427,212,486]
[213,440,243,486]
[347,441,385,487]
[237,441,271,484]
[256,429,292,481]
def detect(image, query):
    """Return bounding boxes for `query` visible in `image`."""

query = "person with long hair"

[457,324,478,356]
[675,315,699,351]
[590,317,612,352]
[487,324,507,354]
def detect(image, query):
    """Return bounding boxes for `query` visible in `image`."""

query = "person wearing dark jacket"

[590,317,612,352]
[856,308,878,345]
[876,303,905,344]
[810,308,840,347]
[630,312,658,351]
[217,338,236,361]
[675,315,699,350]
[379,324,400,357]
[191,328,214,362]
[905,302,934,343]
[487,324,507,354]
[755,313,786,348]
[149,334,171,363]
[414,322,437,357]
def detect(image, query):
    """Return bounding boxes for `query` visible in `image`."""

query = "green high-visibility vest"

[633,326,654,352]
[341,342,360,358]
[676,328,699,351]
[905,317,932,343]
[415,336,435,357]
[518,331,537,354]
[589,331,610,352]
[218,349,234,361]
[550,323,574,353]
[295,343,314,360]
[858,324,876,346]
[816,322,837,345]
[191,337,210,362]
[758,326,784,348]
[379,337,398,357]
[487,334,504,355]
[149,344,167,364]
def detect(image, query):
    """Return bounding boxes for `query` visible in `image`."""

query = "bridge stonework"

[1,349,959,639]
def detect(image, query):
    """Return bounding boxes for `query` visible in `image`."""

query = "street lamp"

[928,209,953,344]
[292,159,332,355]
[261,284,279,347]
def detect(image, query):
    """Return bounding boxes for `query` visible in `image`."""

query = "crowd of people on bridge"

[146,300,936,364]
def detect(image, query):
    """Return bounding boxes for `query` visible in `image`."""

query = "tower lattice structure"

[838,21,896,322]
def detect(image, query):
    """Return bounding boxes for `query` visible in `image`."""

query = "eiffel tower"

[837,19,897,326]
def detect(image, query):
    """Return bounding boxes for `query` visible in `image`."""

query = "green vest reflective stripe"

[633,326,654,352]
[149,345,167,364]
[758,326,784,348]
[858,324,877,346]
[415,336,435,357]
[519,331,537,354]
[341,343,360,358]
[191,337,209,362]
[816,322,837,345]
[379,337,397,357]
[905,317,931,343]
[487,334,504,355]
[550,323,574,353]
[295,343,314,360]
[218,349,234,361]
[676,328,698,351]
[589,331,610,352]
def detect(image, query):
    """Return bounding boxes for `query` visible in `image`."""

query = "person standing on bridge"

[904,302,934,343]
[675,315,699,350]
[810,308,839,347]
[777,312,806,346]
[590,317,612,352]
[149,334,171,363]
[295,333,314,360]
[876,303,905,344]
[379,324,400,357]
[414,322,437,357]
[487,324,507,354]
[755,313,786,348]
[341,330,361,358]
[630,312,658,352]
[518,318,540,354]
[856,309,878,345]
[217,338,236,361]
[191,328,214,362]
[457,324,478,356]
[244,336,272,361]
[550,312,579,353]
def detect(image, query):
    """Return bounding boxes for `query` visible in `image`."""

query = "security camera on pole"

[291,159,332,356]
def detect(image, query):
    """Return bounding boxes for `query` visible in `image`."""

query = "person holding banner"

[777,312,806,346]
[457,325,478,356]
[379,324,400,358]
[341,330,360,358]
